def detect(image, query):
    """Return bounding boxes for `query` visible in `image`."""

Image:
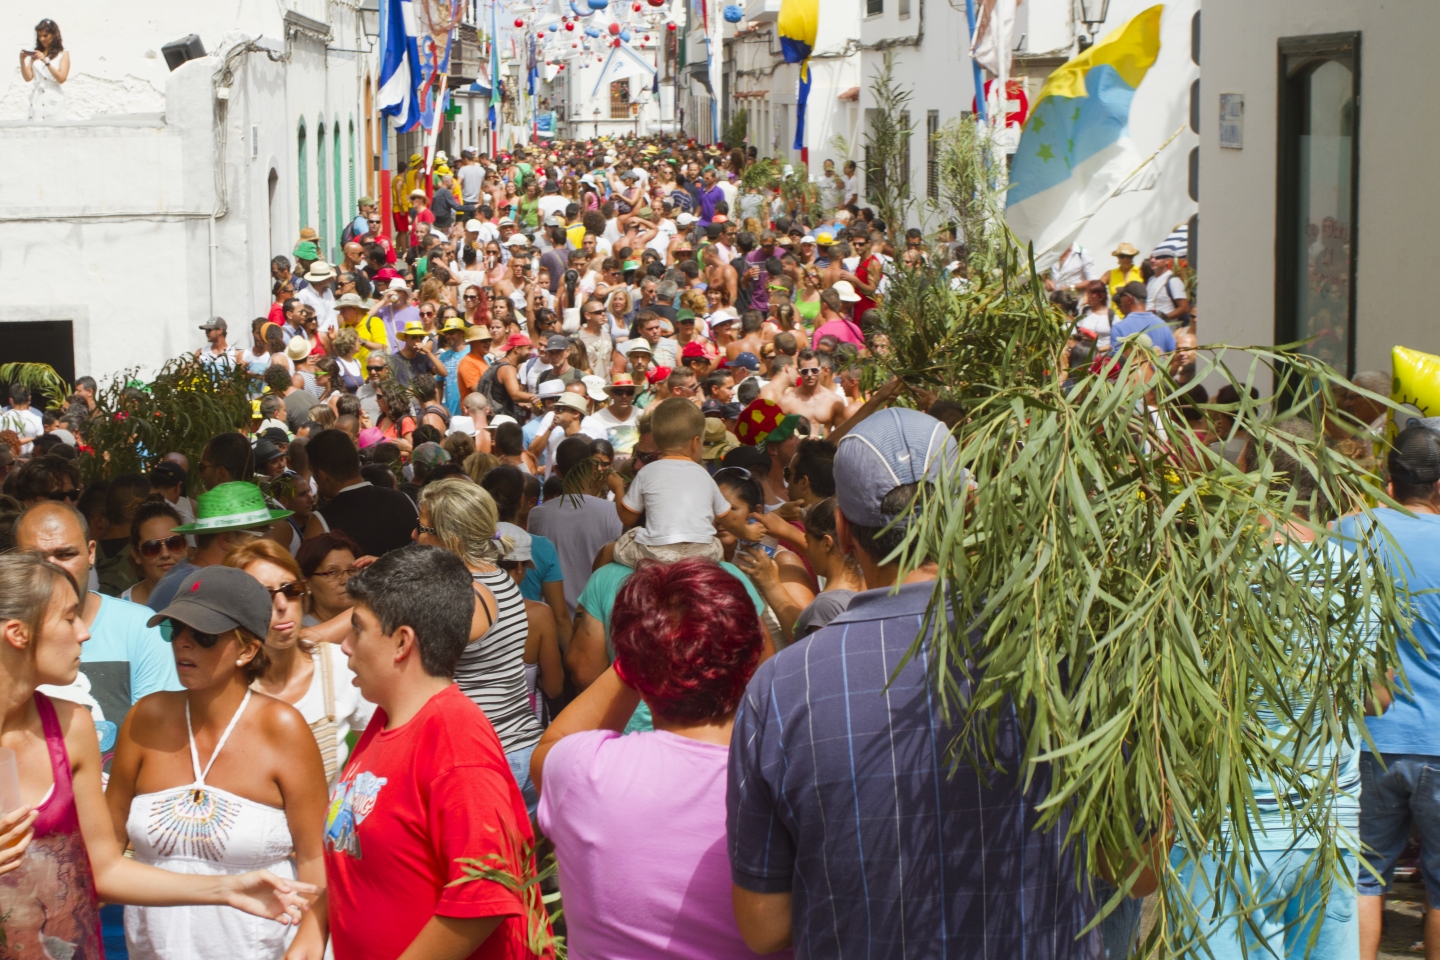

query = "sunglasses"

[633,448,661,464]
[166,622,226,648]
[367,365,387,374]
[138,535,186,559]
[264,580,308,601]
[609,388,635,397]
[463,293,479,301]
[799,367,821,376]
[46,488,80,502]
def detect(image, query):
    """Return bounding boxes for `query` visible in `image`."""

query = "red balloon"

[607,21,620,34]
[538,31,545,38]
[514,17,524,27]
[642,34,650,41]
[666,21,676,30]
[565,21,575,30]
[632,2,641,9]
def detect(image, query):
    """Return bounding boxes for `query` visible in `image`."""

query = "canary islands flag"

[778,0,818,151]
[1006,5,1163,269]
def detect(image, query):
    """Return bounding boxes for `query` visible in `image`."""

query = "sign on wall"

[1219,93,1243,149]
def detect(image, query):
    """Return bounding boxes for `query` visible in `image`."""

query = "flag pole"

[964,0,988,126]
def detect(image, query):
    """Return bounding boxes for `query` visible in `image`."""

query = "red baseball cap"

[646,366,673,385]
[502,333,533,351]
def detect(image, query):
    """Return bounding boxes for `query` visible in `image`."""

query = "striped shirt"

[727,581,1100,959]
[456,567,543,756]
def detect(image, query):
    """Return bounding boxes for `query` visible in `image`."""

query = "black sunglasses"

[167,622,225,648]
[264,580,308,601]
[138,535,186,559]
[633,448,661,464]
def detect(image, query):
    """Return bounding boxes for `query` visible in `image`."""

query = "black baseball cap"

[148,566,273,639]
[1120,281,1149,303]
[149,461,188,487]
[258,427,290,445]
[545,334,570,352]
[1390,425,1440,487]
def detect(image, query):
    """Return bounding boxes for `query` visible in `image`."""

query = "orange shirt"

[457,351,490,399]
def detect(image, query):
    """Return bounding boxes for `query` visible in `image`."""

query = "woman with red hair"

[530,558,781,960]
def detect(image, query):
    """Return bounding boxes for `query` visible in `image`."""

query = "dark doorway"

[0,320,76,386]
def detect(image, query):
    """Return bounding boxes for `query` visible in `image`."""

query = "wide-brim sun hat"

[171,481,291,534]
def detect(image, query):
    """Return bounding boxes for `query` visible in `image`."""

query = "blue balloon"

[587,0,609,9]
[723,4,743,22]
[569,0,594,16]
[584,25,601,37]
[547,22,559,31]
[619,29,632,41]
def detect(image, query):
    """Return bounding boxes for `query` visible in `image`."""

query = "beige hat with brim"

[305,261,336,282]
[285,336,311,362]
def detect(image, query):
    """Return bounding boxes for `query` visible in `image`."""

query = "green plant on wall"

[929,115,1008,278]
[861,51,916,238]
[722,106,748,149]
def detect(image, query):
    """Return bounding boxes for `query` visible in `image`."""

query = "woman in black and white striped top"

[417,477,544,811]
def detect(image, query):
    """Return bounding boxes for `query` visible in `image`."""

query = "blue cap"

[835,408,959,528]
[732,351,760,371]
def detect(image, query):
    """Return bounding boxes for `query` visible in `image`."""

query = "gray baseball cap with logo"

[148,566,273,639]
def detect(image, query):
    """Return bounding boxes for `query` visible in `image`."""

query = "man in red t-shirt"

[287,544,542,960]
[841,231,885,322]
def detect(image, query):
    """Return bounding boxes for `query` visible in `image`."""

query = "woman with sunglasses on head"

[0,554,316,960]
[120,500,187,607]
[224,540,373,786]
[106,563,327,959]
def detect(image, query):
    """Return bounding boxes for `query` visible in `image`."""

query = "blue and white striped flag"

[378,0,423,132]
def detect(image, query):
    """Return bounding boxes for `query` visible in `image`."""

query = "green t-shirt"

[577,561,767,734]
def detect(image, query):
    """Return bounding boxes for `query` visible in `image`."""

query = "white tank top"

[124,691,297,960]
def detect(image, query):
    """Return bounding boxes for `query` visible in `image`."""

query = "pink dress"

[0,693,104,958]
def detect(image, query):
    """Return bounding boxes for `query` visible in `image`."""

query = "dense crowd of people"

[0,133,1435,960]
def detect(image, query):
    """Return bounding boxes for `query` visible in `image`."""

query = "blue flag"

[377,0,423,132]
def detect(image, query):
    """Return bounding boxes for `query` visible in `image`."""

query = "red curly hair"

[611,558,763,725]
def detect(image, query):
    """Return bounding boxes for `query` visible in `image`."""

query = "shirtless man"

[701,243,738,306]
[774,348,847,436]
[838,364,867,422]
[726,310,767,362]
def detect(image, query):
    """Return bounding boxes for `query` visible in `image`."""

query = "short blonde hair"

[420,477,513,565]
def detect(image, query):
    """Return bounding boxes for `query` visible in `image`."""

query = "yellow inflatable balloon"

[1391,345,1440,435]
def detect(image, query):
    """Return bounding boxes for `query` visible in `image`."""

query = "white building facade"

[1,0,379,382]
[1200,0,1440,377]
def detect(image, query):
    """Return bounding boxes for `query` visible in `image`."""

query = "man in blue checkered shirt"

[727,408,1143,958]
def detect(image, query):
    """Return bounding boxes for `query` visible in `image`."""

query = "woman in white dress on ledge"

[20,19,69,121]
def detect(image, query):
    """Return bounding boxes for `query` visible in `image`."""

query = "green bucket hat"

[293,240,320,260]
[172,481,291,533]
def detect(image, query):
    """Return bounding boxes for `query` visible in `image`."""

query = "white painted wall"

[0,1,378,381]
[1202,0,1440,374]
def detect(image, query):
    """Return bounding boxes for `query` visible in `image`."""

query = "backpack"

[477,360,524,421]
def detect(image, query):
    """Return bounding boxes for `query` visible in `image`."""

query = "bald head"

[15,502,94,604]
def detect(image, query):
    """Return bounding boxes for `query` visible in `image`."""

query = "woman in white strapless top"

[105,566,329,960]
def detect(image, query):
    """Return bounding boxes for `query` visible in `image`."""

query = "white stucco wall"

[1,1,378,381]
[1202,0,1440,374]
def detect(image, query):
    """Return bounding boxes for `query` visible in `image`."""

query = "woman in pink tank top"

[0,549,318,958]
